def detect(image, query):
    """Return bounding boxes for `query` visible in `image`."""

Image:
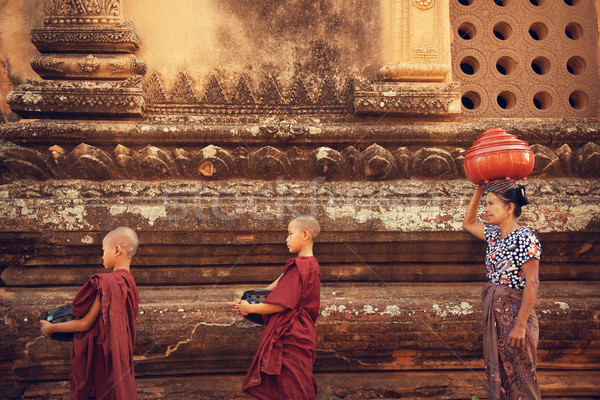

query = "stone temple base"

[1,179,599,399]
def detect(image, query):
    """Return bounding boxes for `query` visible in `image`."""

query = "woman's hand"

[508,322,526,349]
[232,300,251,317]
[40,320,54,339]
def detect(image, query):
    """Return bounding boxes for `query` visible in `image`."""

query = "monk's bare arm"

[463,185,486,241]
[234,300,286,316]
[40,295,101,339]
[508,258,540,349]
[265,274,283,290]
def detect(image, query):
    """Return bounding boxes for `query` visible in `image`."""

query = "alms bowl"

[241,289,272,325]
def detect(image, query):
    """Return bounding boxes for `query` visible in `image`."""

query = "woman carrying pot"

[463,180,542,400]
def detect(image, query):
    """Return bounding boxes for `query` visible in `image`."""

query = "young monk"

[40,227,140,400]
[233,215,321,400]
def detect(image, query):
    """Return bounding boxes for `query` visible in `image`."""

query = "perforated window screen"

[450,0,599,118]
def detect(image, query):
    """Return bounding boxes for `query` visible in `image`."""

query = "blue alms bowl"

[45,304,74,341]
[241,290,272,325]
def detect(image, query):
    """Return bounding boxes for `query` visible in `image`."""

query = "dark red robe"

[70,269,139,400]
[243,256,321,400]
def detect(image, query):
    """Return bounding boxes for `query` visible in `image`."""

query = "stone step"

[16,369,600,400]
[2,262,599,286]
[2,282,598,387]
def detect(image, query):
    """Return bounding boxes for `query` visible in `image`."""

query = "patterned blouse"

[484,225,542,290]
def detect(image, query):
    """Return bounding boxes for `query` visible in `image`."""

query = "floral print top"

[484,225,542,290]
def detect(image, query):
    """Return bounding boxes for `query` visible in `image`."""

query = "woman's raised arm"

[462,185,486,241]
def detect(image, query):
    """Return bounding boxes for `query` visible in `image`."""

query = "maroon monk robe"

[71,269,139,400]
[243,256,321,400]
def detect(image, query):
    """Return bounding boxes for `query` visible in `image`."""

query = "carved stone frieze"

[7,76,145,117]
[574,142,600,178]
[3,141,598,182]
[354,81,461,117]
[144,72,353,116]
[43,0,121,26]
[31,20,140,53]
[377,63,449,82]
[31,53,146,80]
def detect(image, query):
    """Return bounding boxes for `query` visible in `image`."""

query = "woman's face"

[484,192,514,225]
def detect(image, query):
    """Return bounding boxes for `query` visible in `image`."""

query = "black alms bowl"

[45,304,74,341]
[241,290,272,325]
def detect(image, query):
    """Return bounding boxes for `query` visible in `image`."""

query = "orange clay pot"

[463,128,535,185]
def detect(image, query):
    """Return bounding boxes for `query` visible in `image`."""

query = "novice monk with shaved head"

[41,227,140,400]
[234,215,321,400]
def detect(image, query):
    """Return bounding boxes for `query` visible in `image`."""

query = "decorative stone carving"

[359,144,397,180]
[145,72,168,103]
[530,144,563,178]
[2,142,599,182]
[68,143,118,180]
[412,147,458,179]
[8,0,145,119]
[312,147,344,178]
[202,75,228,105]
[42,0,121,26]
[556,144,573,177]
[248,146,291,179]
[0,146,55,180]
[7,76,145,117]
[377,63,450,83]
[259,124,309,142]
[393,147,413,178]
[574,142,600,178]
[413,0,435,10]
[451,148,466,178]
[133,145,179,179]
[144,72,353,117]
[170,73,200,104]
[354,81,461,117]
[114,144,133,177]
[342,146,362,178]
[193,145,235,179]
[32,54,145,79]
[31,20,140,54]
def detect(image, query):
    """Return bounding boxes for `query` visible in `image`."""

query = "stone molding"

[1,141,598,182]
[6,76,145,117]
[2,120,599,147]
[31,53,146,80]
[377,63,450,83]
[31,20,140,54]
[354,81,461,117]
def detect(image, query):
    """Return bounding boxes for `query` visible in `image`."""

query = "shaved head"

[291,215,321,240]
[103,227,139,257]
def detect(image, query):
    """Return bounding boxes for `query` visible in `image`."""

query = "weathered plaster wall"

[0,0,40,122]
[123,0,382,90]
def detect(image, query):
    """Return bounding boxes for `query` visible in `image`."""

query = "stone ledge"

[16,370,600,400]
[6,76,145,118]
[354,82,461,118]
[1,283,598,397]
[0,179,598,234]
[2,119,599,147]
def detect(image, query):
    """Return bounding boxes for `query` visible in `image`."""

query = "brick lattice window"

[451,0,599,117]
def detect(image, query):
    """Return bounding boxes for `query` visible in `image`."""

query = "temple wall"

[0,1,599,399]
